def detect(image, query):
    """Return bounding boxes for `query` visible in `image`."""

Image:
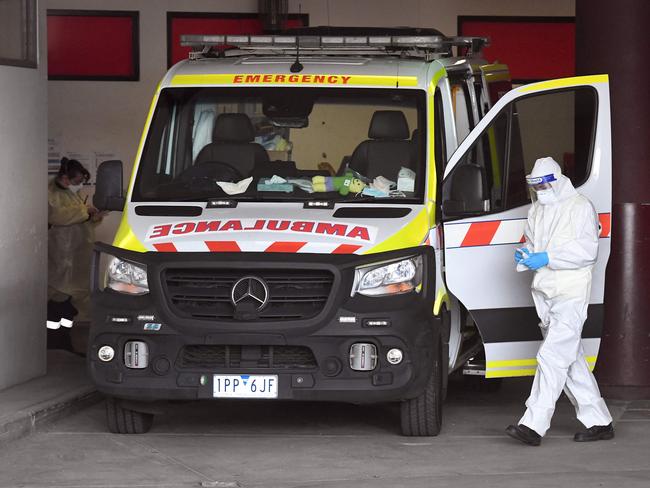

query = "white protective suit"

[519,157,612,436]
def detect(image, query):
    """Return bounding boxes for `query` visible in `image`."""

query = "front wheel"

[106,397,154,434]
[400,341,443,436]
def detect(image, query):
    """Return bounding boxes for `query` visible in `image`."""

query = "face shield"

[526,173,557,204]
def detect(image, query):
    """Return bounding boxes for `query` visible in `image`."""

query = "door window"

[507,88,597,208]
[442,111,508,215]
[443,86,598,217]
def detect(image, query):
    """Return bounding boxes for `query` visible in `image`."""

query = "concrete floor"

[0,378,648,488]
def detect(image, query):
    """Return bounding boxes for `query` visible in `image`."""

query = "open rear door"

[441,75,611,378]
[480,63,512,110]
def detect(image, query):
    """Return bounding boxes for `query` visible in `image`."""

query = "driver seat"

[194,113,269,176]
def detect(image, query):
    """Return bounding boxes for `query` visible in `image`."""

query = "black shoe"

[506,424,542,446]
[574,423,614,442]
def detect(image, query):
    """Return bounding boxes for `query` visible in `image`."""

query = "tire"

[106,397,154,434]
[400,340,443,436]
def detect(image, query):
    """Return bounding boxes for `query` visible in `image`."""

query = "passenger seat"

[348,110,412,180]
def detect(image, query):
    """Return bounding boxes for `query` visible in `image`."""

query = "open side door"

[440,75,611,378]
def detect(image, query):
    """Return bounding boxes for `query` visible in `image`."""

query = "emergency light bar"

[180,34,488,58]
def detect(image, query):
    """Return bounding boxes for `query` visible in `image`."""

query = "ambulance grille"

[163,268,334,321]
[178,345,318,370]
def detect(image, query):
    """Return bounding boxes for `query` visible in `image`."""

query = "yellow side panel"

[113,214,147,252]
[364,208,429,254]
[433,289,450,315]
[486,356,597,378]
[486,369,537,378]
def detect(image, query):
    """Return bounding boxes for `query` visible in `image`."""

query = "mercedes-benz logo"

[231,276,269,311]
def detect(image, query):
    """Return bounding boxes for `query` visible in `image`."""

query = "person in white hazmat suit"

[505,157,614,446]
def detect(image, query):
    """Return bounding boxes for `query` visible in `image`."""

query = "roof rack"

[180,34,489,60]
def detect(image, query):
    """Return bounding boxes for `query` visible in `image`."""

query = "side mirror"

[442,163,489,218]
[94,160,125,211]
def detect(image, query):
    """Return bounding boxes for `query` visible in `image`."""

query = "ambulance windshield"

[132,87,426,203]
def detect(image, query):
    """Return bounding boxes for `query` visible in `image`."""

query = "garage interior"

[0,0,649,485]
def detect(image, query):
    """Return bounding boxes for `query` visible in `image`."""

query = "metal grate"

[178,345,317,370]
[163,268,333,321]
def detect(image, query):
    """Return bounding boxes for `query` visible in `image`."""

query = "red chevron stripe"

[265,241,306,253]
[332,244,362,254]
[598,213,611,238]
[153,242,177,252]
[205,241,241,252]
[461,221,501,247]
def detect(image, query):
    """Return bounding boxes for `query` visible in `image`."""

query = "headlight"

[105,256,149,295]
[351,255,423,297]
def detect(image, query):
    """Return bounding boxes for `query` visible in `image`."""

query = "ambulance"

[90,28,612,435]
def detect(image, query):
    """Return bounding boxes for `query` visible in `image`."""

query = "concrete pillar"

[576,0,650,396]
[0,2,48,390]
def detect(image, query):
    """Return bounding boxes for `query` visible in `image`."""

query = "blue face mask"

[362,187,389,198]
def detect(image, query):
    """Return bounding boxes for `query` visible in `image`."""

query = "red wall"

[48,13,137,78]
[460,17,575,82]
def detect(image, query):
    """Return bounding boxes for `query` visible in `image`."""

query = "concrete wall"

[47,0,574,243]
[0,2,48,390]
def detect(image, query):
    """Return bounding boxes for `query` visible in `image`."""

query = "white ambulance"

[90,28,611,435]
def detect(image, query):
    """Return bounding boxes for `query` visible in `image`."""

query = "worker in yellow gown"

[48,157,106,326]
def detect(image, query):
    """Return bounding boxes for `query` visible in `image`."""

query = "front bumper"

[89,243,438,404]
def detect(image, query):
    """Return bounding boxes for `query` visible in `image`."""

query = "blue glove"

[522,252,549,270]
[514,247,530,264]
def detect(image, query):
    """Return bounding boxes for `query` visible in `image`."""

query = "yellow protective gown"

[48,178,96,321]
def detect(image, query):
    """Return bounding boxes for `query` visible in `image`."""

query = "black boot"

[574,423,614,442]
[46,298,78,352]
[506,424,542,446]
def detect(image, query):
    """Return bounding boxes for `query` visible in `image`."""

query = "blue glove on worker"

[521,251,549,270]
[514,248,530,264]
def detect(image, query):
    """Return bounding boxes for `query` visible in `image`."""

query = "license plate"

[213,374,278,398]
